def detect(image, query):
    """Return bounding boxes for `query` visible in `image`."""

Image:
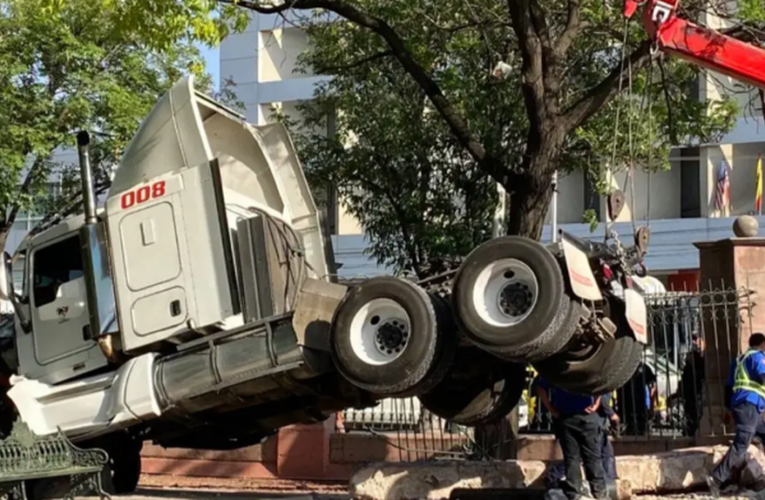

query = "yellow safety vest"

[732,349,765,398]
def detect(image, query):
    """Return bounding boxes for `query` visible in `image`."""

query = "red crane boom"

[624,0,765,90]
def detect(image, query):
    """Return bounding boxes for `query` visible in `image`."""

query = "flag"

[757,152,763,215]
[715,160,730,212]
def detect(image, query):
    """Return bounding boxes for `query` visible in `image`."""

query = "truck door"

[29,234,100,365]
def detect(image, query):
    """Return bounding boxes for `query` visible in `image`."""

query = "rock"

[349,445,765,500]
[615,479,633,500]
[349,461,547,500]
[350,461,630,500]
[614,445,728,493]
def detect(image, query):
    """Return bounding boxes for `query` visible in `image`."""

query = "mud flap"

[560,237,602,302]
[624,287,648,344]
[291,278,348,352]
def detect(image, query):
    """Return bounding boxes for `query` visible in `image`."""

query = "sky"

[199,43,221,90]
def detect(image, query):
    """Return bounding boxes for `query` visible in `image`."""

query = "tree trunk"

[506,148,561,240]
[507,175,554,239]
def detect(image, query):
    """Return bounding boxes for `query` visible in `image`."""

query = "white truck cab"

[0,77,370,492]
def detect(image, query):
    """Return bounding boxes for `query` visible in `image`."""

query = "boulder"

[350,460,630,500]
[349,444,765,500]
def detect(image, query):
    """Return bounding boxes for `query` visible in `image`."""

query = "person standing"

[617,361,657,436]
[599,392,619,481]
[676,334,706,437]
[536,377,607,500]
[709,333,765,494]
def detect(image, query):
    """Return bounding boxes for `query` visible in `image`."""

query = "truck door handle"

[170,300,181,317]
[82,325,93,341]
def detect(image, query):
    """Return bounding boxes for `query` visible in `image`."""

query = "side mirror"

[0,251,31,334]
[0,252,12,301]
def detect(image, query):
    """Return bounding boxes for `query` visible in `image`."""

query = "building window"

[680,147,701,218]
[583,172,602,221]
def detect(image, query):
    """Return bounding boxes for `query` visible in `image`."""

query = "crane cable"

[623,47,638,240]
[643,58,655,229]
[625,43,657,233]
[610,16,657,250]
[606,19,631,245]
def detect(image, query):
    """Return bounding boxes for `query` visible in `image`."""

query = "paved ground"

[628,493,757,499]
[85,490,349,500]
[81,488,765,500]
[136,476,349,498]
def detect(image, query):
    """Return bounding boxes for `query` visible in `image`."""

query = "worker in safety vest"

[708,333,765,495]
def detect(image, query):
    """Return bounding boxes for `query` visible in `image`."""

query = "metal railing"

[339,284,754,460]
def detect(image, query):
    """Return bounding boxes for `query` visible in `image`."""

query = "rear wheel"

[331,276,456,397]
[532,298,642,395]
[100,434,142,495]
[452,236,576,362]
[418,348,527,426]
[110,442,142,494]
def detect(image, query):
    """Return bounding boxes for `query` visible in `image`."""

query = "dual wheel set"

[329,236,644,427]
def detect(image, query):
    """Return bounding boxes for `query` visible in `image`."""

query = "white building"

[219,9,765,290]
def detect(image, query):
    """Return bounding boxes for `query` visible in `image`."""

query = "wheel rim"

[472,258,539,328]
[349,298,411,366]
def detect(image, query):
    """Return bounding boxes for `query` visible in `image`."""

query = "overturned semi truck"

[0,76,648,492]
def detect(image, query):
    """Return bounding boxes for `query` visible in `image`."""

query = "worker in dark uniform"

[708,333,765,495]
[546,390,619,491]
[536,376,607,500]
[617,361,656,436]
[599,392,619,481]
[670,334,706,437]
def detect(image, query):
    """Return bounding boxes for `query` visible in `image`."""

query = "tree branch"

[555,0,590,58]
[314,50,393,73]
[527,0,552,51]
[7,153,51,227]
[562,22,757,132]
[222,0,520,188]
[32,179,111,236]
[506,0,547,135]
[562,40,653,131]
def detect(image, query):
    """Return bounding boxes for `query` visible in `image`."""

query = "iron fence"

[339,283,755,460]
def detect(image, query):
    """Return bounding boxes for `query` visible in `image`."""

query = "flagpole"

[757,151,765,215]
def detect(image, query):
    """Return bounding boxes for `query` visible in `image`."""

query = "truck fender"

[292,278,348,352]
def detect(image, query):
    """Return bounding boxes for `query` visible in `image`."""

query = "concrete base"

[349,445,743,500]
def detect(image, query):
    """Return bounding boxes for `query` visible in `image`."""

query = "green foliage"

[582,209,599,233]
[281,2,520,275]
[40,0,249,51]
[738,0,765,23]
[284,0,745,273]
[90,0,761,275]
[0,0,231,243]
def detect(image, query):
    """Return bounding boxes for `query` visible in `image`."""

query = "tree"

[88,0,761,265]
[0,0,240,252]
[222,0,758,241]
[278,60,498,277]
[261,0,756,274]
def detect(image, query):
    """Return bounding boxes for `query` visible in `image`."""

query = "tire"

[330,276,451,397]
[394,293,459,398]
[452,236,576,361]
[418,351,527,426]
[526,294,582,363]
[101,435,142,494]
[111,444,142,494]
[532,298,643,395]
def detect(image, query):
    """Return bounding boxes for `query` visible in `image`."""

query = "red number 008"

[120,181,167,209]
